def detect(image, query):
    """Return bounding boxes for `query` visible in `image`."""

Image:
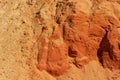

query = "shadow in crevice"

[97,31,113,66]
[68,47,77,58]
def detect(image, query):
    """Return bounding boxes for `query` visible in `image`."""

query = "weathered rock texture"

[1,0,120,80]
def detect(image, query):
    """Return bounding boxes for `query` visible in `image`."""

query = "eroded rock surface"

[1,0,120,80]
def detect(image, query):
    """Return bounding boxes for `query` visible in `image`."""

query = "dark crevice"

[65,16,73,28]
[35,11,41,18]
[97,31,114,66]
[118,43,120,49]
[68,47,77,58]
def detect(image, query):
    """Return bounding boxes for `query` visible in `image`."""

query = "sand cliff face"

[0,0,120,80]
